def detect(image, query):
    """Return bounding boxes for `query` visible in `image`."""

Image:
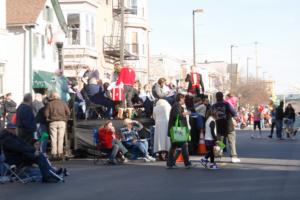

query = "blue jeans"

[110,139,128,160]
[276,120,283,139]
[34,153,57,178]
[127,140,149,160]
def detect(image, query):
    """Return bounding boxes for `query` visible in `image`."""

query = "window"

[91,17,95,47]
[85,14,95,47]
[53,45,57,62]
[33,34,39,57]
[85,15,90,46]
[127,0,137,15]
[131,32,138,54]
[41,35,45,58]
[67,14,80,45]
[43,6,53,22]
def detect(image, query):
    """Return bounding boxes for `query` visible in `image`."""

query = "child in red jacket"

[98,121,129,164]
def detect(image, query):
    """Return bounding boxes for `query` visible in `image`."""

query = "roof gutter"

[51,0,68,35]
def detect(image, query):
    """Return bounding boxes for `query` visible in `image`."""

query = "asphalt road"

[1,130,300,200]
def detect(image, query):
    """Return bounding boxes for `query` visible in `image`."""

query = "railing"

[103,36,139,60]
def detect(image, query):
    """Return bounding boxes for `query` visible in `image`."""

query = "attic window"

[43,6,53,22]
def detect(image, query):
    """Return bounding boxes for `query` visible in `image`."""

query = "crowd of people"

[0,92,69,183]
[5,62,294,184]
[235,101,298,140]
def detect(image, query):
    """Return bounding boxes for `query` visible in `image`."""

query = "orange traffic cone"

[176,153,184,163]
[197,131,206,155]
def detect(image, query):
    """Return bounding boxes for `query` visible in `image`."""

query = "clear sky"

[149,0,300,94]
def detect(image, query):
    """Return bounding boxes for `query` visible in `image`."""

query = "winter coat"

[16,103,37,132]
[284,107,296,122]
[212,101,236,136]
[44,99,70,122]
[0,129,36,166]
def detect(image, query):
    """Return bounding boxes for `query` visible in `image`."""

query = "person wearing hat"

[16,93,37,145]
[3,92,17,125]
[0,122,62,183]
[120,118,155,162]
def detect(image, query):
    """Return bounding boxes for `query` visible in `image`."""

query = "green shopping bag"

[170,115,190,143]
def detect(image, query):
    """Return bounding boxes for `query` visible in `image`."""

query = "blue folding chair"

[92,128,112,165]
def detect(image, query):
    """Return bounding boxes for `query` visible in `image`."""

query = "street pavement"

[1,130,300,200]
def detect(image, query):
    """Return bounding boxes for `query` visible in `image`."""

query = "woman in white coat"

[153,99,171,160]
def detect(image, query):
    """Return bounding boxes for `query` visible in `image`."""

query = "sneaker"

[231,157,241,163]
[250,134,255,139]
[209,163,219,170]
[146,155,156,162]
[121,155,128,163]
[143,157,151,162]
[200,158,209,168]
[63,168,70,176]
[268,135,272,139]
[185,163,197,169]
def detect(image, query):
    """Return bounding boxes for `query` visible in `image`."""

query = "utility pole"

[120,0,125,66]
[246,57,252,83]
[254,41,259,80]
[192,9,203,66]
[230,45,238,66]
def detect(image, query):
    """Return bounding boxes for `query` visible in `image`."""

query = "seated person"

[152,78,175,105]
[0,123,65,183]
[139,84,155,117]
[98,121,129,164]
[120,119,155,162]
[72,85,86,119]
[83,78,102,99]
[90,85,115,119]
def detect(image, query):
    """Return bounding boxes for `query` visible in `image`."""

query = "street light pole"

[192,9,203,66]
[230,45,238,66]
[254,41,259,80]
[120,0,125,66]
[246,57,252,83]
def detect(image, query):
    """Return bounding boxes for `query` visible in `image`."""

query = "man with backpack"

[212,92,240,163]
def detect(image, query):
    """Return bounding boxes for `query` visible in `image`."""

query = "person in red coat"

[116,65,136,119]
[98,121,129,164]
[185,65,205,97]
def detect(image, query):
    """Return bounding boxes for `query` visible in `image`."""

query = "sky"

[149,0,300,94]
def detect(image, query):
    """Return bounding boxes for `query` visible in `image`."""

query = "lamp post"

[192,9,203,66]
[230,45,238,65]
[246,57,252,83]
[55,31,66,74]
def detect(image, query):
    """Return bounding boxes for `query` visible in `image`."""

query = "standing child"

[200,109,218,169]
[251,107,262,139]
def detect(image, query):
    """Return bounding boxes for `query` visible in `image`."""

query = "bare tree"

[231,77,271,106]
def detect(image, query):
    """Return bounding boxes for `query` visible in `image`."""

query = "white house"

[59,0,99,79]
[5,0,68,103]
[0,0,8,94]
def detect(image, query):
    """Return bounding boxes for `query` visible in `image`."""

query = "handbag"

[170,115,190,143]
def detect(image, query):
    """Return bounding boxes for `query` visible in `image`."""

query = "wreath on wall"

[45,24,53,45]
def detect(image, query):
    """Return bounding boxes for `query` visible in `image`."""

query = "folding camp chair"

[0,145,28,184]
[92,128,112,165]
